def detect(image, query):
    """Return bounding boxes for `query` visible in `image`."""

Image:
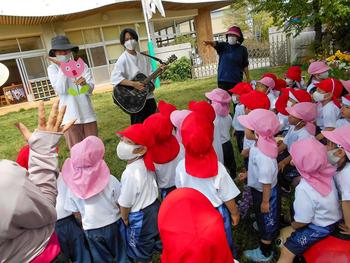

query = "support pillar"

[194,8,217,64]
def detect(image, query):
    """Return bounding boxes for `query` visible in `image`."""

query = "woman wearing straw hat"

[204,25,250,92]
[47,35,97,149]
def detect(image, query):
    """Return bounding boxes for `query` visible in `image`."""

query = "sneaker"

[243,247,273,262]
[253,221,259,231]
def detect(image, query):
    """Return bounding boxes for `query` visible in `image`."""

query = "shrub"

[160,57,192,82]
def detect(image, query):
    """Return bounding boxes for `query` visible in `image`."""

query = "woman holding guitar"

[111,28,157,124]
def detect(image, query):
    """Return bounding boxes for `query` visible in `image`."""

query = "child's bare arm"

[291,221,308,229]
[279,155,292,172]
[261,184,271,213]
[278,142,287,153]
[120,206,131,226]
[224,199,240,226]
[241,148,250,158]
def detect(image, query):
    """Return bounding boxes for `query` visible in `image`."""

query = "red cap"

[275,90,289,115]
[289,89,312,103]
[229,82,253,95]
[188,101,216,123]
[263,73,277,86]
[144,113,180,164]
[315,78,343,108]
[158,188,234,263]
[181,112,218,178]
[158,100,177,118]
[16,144,30,170]
[116,124,155,171]
[239,90,270,110]
[285,66,302,82]
[275,79,287,91]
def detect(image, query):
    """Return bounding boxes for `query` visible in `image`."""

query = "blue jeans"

[122,200,162,262]
[85,219,128,263]
[251,186,280,241]
[217,204,238,258]
[55,215,92,263]
[285,223,337,256]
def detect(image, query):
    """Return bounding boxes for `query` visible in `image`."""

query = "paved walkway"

[0,84,113,116]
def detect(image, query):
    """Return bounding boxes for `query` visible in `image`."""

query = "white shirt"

[56,176,73,220]
[293,179,342,227]
[216,114,232,144]
[248,145,278,192]
[110,51,154,99]
[307,79,320,94]
[232,104,245,131]
[335,163,350,201]
[243,136,255,150]
[213,119,224,163]
[118,159,158,213]
[283,126,313,151]
[268,92,277,110]
[278,113,289,131]
[155,145,185,189]
[175,159,240,207]
[316,101,340,130]
[48,63,96,125]
[336,118,350,128]
[64,175,121,230]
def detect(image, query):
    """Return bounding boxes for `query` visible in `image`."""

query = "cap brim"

[321,130,342,146]
[237,115,254,130]
[341,80,350,94]
[49,45,79,57]
[185,148,218,178]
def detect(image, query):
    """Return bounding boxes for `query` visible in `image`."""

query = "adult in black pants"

[204,25,250,92]
[111,28,157,124]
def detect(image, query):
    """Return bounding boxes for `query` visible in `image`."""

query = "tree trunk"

[312,0,322,53]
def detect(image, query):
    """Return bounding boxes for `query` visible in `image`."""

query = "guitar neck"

[143,67,165,84]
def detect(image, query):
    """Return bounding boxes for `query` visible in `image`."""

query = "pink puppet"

[60,58,89,96]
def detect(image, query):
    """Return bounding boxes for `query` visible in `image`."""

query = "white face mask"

[56,54,72,63]
[313,91,327,102]
[124,39,138,51]
[287,101,293,108]
[285,78,293,86]
[274,90,281,97]
[327,149,341,166]
[232,95,239,104]
[116,141,142,161]
[228,36,238,45]
[318,71,329,80]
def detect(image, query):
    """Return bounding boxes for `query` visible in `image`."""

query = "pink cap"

[62,136,110,199]
[286,102,317,135]
[238,109,280,158]
[257,77,275,89]
[322,125,350,153]
[226,26,242,37]
[170,109,192,142]
[340,80,350,94]
[290,138,336,196]
[211,101,230,117]
[342,95,350,106]
[205,88,231,104]
[308,61,330,75]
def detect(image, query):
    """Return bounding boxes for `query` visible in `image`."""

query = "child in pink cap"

[170,109,191,143]
[306,61,330,94]
[278,138,341,263]
[255,76,277,111]
[336,94,350,128]
[238,109,281,262]
[322,126,350,234]
[62,136,127,263]
[205,88,237,179]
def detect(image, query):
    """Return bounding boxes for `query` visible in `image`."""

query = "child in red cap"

[336,94,350,128]
[158,188,237,263]
[313,78,343,135]
[229,82,253,153]
[116,124,162,262]
[205,88,237,179]
[144,113,184,199]
[175,112,241,258]
[238,109,281,262]
[285,66,303,89]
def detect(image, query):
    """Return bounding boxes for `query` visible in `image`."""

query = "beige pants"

[64,121,98,149]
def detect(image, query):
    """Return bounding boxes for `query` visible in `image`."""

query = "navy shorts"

[284,223,337,256]
[160,186,176,200]
[251,186,280,241]
[122,200,162,262]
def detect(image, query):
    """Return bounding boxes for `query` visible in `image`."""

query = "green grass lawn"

[0,65,289,262]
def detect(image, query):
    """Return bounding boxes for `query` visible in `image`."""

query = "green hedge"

[160,57,192,82]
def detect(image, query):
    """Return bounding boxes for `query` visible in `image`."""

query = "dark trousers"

[218,81,238,93]
[55,215,92,263]
[222,140,237,179]
[235,130,245,154]
[130,98,157,124]
[85,220,128,263]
